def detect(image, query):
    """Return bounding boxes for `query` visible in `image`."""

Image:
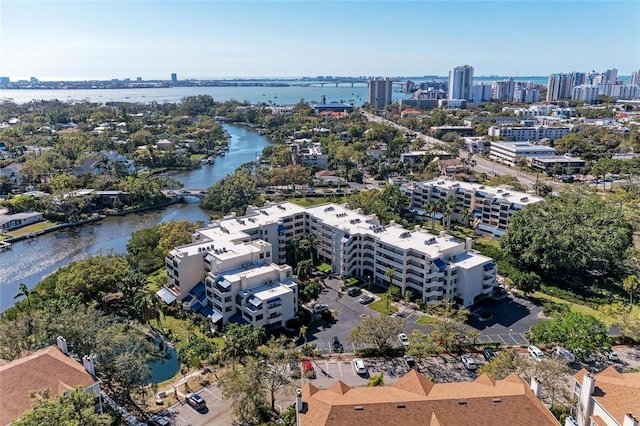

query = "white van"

[528,345,544,362]
[353,358,367,375]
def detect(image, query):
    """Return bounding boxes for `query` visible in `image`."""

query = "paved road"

[163,383,233,426]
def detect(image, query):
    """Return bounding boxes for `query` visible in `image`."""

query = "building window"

[256,314,263,321]
[225,306,233,312]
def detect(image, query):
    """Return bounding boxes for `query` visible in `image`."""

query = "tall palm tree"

[304,233,318,264]
[423,201,437,230]
[623,275,639,304]
[385,268,395,311]
[460,208,471,227]
[14,283,32,314]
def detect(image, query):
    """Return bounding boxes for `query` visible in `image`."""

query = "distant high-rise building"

[368,77,393,108]
[448,65,474,101]
[513,86,539,103]
[492,78,515,101]
[0,77,9,85]
[605,68,618,83]
[472,83,492,103]
[136,77,142,82]
[546,73,573,101]
[171,73,178,84]
[630,70,640,85]
[571,84,599,103]
[571,72,586,87]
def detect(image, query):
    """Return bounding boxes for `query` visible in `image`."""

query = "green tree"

[217,357,271,424]
[367,372,385,387]
[478,348,528,380]
[200,168,259,213]
[296,259,314,282]
[599,302,640,339]
[11,387,112,426]
[528,311,608,356]
[406,330,440,361]
[623,274,639,304]
[501,191,634,278]
[511,271,542,296]
[423,200,438,229]
[347,315,404,351]
[221,323,265,368]
[427,300,471,352]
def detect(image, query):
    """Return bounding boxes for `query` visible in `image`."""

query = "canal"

[0,124,271,312]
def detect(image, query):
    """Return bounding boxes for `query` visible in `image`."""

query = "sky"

[1,0,639,81]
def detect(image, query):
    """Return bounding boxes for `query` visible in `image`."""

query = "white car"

[603,349,620,361]
[551,346,575,363]
[353,358,368,375]
[460,355,477,370]
[398,333,410,347]
[313,303,329,313]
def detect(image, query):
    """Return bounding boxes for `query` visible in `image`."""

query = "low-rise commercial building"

[297,370,559,425]
[489,141,557,166]
[403,179,542,237]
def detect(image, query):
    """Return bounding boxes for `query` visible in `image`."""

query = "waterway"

[0,76,553,106]
[0,123,272,312]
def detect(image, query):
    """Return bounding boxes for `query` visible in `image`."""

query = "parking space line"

[497,334,508,344]
[170,410,188,424]
[337,361,343,377]
[202,388,222,400]
[508,334,519,345]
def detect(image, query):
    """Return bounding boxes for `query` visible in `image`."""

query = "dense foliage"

[200,167,260,213]
[528,311,609,355]
[501,191,634,278]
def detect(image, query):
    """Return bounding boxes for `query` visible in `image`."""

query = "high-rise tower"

[448,65,474,101]
[368,77,393,108]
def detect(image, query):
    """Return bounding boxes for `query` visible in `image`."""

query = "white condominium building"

[489,141,557,165]
[488,125,577,142]
[163,201,499,321]
[403,179,542,237]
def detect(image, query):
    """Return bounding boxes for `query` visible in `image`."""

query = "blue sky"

[1,1,639,80]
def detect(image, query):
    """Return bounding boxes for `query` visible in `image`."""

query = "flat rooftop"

[414,179,542,206]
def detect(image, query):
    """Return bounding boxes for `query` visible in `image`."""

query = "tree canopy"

[347,315,404,351]
[200,168,260,214]
[528,311,609,355]
[501,191,634,278]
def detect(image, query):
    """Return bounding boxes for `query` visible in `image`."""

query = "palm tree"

[287,237,301,265]
[460,208,471,227]
[303,233,318,264]
[385,267,395,310]
[438,196,456,230]
[623,275,639,304]
[14,283,31,313]
[423,201,437,230]
[296,259,314,281]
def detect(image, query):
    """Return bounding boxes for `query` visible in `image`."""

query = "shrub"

[320,309,333,322]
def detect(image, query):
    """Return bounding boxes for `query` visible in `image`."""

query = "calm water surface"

[0,124,271,311]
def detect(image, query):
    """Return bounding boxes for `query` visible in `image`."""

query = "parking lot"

[160,384,233,426]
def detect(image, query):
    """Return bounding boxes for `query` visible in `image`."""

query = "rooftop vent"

[397,404,406,409]
[493,398,502,403]
[458,401,468,406]
[354,406,364,411]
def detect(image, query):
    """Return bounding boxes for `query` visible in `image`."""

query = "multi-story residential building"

[368,77,393,108]
[571,72,587,87]
[0,337,102,425]
[489,141,558,165]
[631,69,640,86]
[609,84,640,100]
[448,65,474,101]
[400,88,447,109]
[569,367,640,426]
[403,179,542,237]
[163,201,499,321]
[296,370,559,425]
[572,84,600,103]
[513,86,539,103]
[464,116,519,126]
[547,73,574,101]
[472,83,493,103]
[291,140,329,167]
[488,125,577,142]
[492,78,515,101]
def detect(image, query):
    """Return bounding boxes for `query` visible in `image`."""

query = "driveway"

[163,383,233,426]
[467,295,543,346]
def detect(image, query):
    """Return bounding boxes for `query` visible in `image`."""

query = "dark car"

[347,287,362,297]
[483,348,497,362]
[403,355,417,370]
[332,336,343,353]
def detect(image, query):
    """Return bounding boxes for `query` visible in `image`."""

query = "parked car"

[528,345,545,362]
[313,303,329,313]
[398,333,410,348]
[483,348,497,362]
[302,360,316,378]
[551,346,575,363]
[460,355,477,370]
[147,414,171,426]
[358,295,374,304]
[289,360,301,379]
[331,336,343,353]
[353,358,368,375]
[575,348,594,363]
[185,393,206,410]
[603,349,620,362]
[347,287,362,297]
[403,354,417,370]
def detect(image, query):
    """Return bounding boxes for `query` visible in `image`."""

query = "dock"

[0,241,11,251]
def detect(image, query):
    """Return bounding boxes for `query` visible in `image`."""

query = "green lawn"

[368,298,397,315]
[316,263,332,273]
[532,291,603,320]
[5,220,57,238]
[289,197,348,207]
[416,315,435,325]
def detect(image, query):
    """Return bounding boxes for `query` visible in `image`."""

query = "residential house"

[0,163,22,185]
[0,337,102,425]
[0,211,43,230]
[568,367,640,426]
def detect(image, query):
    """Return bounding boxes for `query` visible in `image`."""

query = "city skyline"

[1,1,639,81]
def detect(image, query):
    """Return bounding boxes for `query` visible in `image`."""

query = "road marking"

[509,334,520,345]
[337,361,343,376]
[203,387,222,400]
[497,334,508,344]
[170,410,187,424]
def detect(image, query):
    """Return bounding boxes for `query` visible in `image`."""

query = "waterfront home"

[0,211,43,231]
